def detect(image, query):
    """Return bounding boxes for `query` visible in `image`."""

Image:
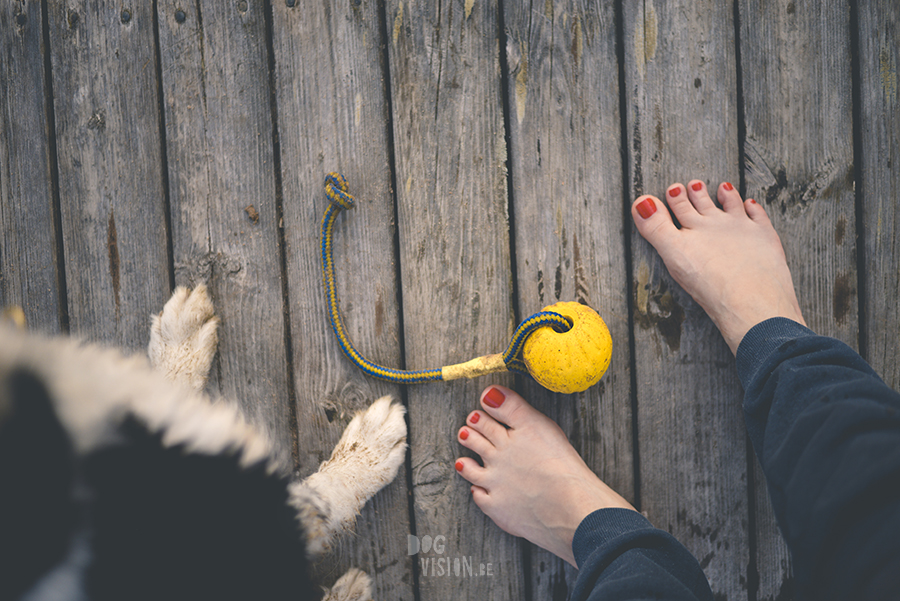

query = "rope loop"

[325,172,355,210]
[502,312,572,375]
[321,172,572,385]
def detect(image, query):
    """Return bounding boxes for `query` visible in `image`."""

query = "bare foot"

[632,181,806,354]
[455,385,634,567]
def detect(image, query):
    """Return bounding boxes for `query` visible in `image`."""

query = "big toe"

[480,385,546,430]
[632,195,678,250]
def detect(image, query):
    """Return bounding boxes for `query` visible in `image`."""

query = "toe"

[164,286,191,313]
[686,180,720,214]
[744,197,771,224]
[716,182,745,213]
[470,484,491,507]
[480,385,544,430]
[665,183,705,223]
[455,457,488,486]
[322,568,372,601]
[679,181,716,215]
[466,410,507,447]
[458,426,494,458]
[632,195,679,249]
[198,317,220,350]
[185,284,216,321]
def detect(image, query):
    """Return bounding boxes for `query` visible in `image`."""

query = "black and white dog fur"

[0,285,407,601]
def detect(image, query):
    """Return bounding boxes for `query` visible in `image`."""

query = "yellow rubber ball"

[522,301,612,394]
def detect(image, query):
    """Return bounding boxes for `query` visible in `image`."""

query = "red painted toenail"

[459,429,469,440]
[484,387,505,408]
[691,182,703,191]
[668,186,682,197]
[749,198,757,204]
[723,182,734,191]
[636,198,657,219]
[455,461,464,472]
[470,412,480,424]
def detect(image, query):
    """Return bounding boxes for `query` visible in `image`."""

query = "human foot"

[632,181,806,354]
[455,386,634,567]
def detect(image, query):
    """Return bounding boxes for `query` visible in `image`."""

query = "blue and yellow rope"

[321,172,571,384]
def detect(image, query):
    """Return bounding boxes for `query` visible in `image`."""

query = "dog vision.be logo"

[407,534,495,578]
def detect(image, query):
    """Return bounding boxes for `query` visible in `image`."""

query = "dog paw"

[329,396,407,499]
[302,397,406,541]
[321,568,373,601]
[148,284,219,392]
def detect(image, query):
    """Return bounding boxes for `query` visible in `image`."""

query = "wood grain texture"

[4,1,895,598]
[624,2,750,599]
[740,0,858,344]
[271,0,414,597]
[503,0,632,597]
[858,0,900,390]
[386,0,524,597]
[0,1,63,333]
[156,1,293,464]
[738,2,857,598]
[47,1,169,349]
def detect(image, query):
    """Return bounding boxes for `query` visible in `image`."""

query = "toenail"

[470,412,480,424]
[691,182,703,191]
[459,429,469,440]
[723,182,734,191]
[749,198,757,204]
[455,461,464,472]
[668,186,682,197]
[484,387,506,408]
[636,198,657,219]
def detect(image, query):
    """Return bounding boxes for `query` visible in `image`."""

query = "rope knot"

[325,172,355,210]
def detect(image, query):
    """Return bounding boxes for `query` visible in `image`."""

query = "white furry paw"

[302,397,406,550]
[325,396,407,502]
[148,284,219,392]
[321,568,373,601]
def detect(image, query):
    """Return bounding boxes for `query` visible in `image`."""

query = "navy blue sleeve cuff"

[735,317,816,390]
[572,508,653,569]
[571,508,714,601]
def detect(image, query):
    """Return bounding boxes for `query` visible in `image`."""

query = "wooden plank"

[738,1,857,598]
[0,1,63,332]
[46,1,169,349]
[740,0,858,345]
[624,2,750,599]
[156,2,293,464]
[858,0,900,390]
[386,0,524,598]
[271,1,415,597]
[503,0,633,596]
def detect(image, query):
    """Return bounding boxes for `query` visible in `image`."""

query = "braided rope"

[502,311,572,374]
[321,172,570,384]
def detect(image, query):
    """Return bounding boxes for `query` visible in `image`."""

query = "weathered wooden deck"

[2,1,898,599]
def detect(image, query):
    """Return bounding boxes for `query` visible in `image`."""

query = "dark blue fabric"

[570,508,713,600]
[570,318,900,601]
[737,318,900,601]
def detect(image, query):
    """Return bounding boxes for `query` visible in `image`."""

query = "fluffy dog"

[0,285,407,601]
